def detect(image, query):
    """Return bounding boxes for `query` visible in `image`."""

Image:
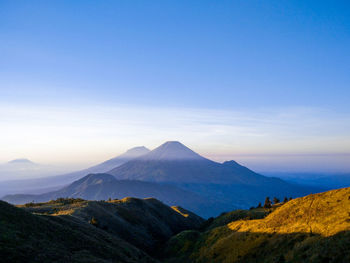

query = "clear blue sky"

[1,1,350,172]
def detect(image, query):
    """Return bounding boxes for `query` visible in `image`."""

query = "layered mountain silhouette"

[109,141,270,183]
[2,173,225,217]
[1,141,319,217]
[107,141,317,213]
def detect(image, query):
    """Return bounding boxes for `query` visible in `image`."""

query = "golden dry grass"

[228,187,350,237]
[165,187,350,263]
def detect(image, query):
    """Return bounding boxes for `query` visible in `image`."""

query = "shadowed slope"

[2,173,221,217]
[20,197,204,255]
[0,200,155,263]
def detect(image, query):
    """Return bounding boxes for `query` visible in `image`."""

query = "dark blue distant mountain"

[1,141,321,217]
[108,141,319,213]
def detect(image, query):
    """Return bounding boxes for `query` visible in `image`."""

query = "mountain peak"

[123,146,150,157]
[8,158,35,164]
[140,141,203,161]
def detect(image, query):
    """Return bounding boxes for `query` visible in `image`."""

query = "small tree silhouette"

[283,197,288,203]
[273,197,280,204]
[263,197,272,208]
[257,202,262,208]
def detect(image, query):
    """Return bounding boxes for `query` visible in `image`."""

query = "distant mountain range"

[0,146,150,197]
[2,141,320,217]
[0,158,67,181]
[2,173,226,217]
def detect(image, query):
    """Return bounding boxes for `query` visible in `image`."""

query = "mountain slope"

[164,187,350,263]
[0,146,150,197]
[82,146,150,174]
[0,200,155,263]
[21,197,204,255]
[108,141,317,212]
[109,141,274,184]
[2,173,223,218]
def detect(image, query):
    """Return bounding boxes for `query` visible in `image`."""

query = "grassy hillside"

[20,197,204,255]
[164,187,350,263]
[0,200,155,263]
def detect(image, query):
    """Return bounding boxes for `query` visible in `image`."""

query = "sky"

[0,1,350,173]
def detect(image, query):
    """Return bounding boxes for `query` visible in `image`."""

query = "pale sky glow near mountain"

[1,1,350,173]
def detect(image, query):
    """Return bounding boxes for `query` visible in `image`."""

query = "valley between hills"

[1,187,350,262]
[0,141,349,262]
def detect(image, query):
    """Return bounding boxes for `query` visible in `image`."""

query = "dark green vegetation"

[0,200,154,263]
[20,196,203,255]
[0,196,203,262]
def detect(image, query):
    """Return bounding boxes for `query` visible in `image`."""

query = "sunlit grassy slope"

[164,187,350,263]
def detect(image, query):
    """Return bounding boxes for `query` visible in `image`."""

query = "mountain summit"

[108,141,264,184]
[140,141,203,161]
[7,158,35,164]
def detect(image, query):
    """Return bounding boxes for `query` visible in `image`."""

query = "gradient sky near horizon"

[1,1,350,173]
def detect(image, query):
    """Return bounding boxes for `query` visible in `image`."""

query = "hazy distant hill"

[0,158,67,181]
[2,173,227,217]
[164,187,350,263]
[0,146,150,197]
[20,197,203,255]
[0,199,155,263]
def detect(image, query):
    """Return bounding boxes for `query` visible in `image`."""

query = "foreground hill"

[0,200,154,263]
[2,173,226,217]
[164,187,350,263]
[20,197,203,255]
[0,146,150,197]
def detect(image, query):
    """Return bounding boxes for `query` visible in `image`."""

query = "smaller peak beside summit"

[123,146,150,157]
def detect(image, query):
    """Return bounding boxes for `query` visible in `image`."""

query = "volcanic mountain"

[1,142,319,217]
[107,141,318,212]
[108,141,266,183]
